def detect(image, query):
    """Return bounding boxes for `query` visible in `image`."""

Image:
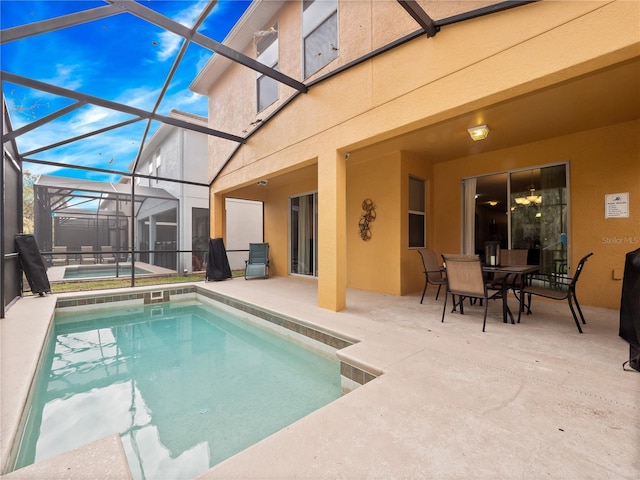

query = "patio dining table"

[482,264,538,324]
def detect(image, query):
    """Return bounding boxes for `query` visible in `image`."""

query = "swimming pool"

[14,298,343,479]
[63,264,151,279]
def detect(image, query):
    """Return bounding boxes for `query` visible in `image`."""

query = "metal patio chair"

[489,248,529,296]
[417,248,446,302]
[442,254,501,332]
[51,246,67,266]
[517,252,593,333]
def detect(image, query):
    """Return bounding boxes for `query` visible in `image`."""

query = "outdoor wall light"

[257,180,268,186]
[467,124,489,141]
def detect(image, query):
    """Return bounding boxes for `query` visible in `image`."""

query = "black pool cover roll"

[15,234,51,296]
[206,237,232,281]
[619,247,640,371]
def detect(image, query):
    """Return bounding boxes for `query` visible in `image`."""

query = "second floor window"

[256,25,279,112]
[303,0,338,78]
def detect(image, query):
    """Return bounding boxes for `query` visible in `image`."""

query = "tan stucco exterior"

[200,0,640,311]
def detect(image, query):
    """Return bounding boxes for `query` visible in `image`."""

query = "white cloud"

[195,51,213,73]
[174,0,209,28]
[49,64,84,91]
[174,90,206,107]
[115,85,161,111]
[156,0,209,61]
[70,106,111,129]
[157,31,183,62]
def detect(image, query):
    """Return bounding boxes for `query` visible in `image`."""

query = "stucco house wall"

[194,0,639,311]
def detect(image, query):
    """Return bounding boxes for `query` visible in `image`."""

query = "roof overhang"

[190,0,285,95]
[34,174,177,213]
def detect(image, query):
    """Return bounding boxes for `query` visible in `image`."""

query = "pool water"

[63,265,150,279]
[15,301,341,479]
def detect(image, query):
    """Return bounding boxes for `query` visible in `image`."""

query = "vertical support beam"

[1,96,5,318]
[149,216,156,266]
[317,148,347,311]
[209,191,225,239]
[130,177,136,287]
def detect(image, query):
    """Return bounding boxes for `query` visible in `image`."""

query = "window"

[462,164,568,275]
[409,176,425,248]
[510,165,568,275]
[154,149,161,183]
[256,25,278,112]
[303,0,338,78]
[290,192,318,276]
[257,66,279,112]
[147,162,153,186]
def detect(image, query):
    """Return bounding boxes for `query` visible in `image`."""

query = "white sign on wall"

[605,192,629,218]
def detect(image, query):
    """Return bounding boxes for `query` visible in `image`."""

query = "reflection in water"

[16,303,341,479]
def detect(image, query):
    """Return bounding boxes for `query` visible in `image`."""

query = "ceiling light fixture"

[257,180,268,186]
[515,184,542,206]
[526,184,542,204]
[467,124,489,141]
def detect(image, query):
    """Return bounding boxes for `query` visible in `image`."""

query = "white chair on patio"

[51,246,67,266]
[101,246,116,264]
[81,246,96,265]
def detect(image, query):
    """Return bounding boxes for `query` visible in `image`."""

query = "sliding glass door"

[289,192,318,277]
[464,163,568,275]
[510,165,568,275]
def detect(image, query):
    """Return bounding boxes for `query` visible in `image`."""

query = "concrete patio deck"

[1,277,638,479]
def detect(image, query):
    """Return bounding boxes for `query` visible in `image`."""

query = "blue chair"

[245,243,270,280]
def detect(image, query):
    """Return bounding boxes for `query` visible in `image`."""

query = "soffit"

[352,58,640,163]
[190,1,285,95]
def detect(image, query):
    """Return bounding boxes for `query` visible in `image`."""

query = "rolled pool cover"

[206,237,232,281]
[15,234,51,296]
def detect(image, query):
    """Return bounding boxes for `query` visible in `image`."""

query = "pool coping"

[3,277,639,479]
[1,282,380,478]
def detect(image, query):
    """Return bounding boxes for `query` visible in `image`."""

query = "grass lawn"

[46,270,245,294]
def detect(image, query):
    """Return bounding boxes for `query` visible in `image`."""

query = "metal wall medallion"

[359,199,376,241]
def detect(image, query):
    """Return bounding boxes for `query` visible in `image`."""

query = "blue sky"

[1,0,251,181]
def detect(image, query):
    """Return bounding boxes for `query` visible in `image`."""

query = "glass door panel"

[474,173,508,258]
[290,193,317,276]
[510,165,567,275]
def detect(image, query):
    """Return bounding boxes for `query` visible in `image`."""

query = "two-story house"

[131,110,210,273]
[190,0,639,312]
[132,110,264,272]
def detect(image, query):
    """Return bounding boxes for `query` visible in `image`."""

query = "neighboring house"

[190,0,639,311]
[130,110,210,273]
[130,110,264,273]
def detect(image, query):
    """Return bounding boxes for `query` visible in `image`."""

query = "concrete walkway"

[1,277,638,479]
